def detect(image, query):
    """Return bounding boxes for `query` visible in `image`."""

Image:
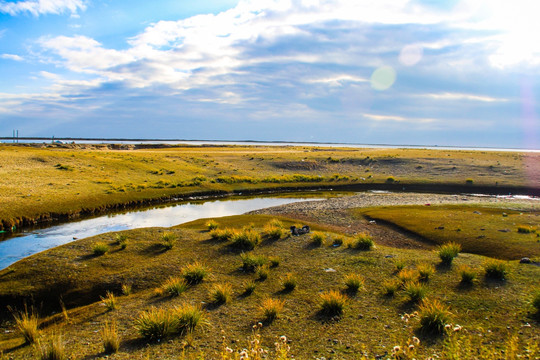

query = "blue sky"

[0,0,539,148]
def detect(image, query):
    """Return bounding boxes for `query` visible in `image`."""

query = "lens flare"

[370,66,396,91]
[399,44,423,66]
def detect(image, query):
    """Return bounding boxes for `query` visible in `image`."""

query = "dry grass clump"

[135,304,206,340]
[243,280,257,296]
[344,273,364,293]
[182,262,209,285]
[240,253,268,272]
[310,232,325,247]
[264,219,285,240]
[209,283,233,304]
[483,259,509,280]
[458,265,477,285]
[256,265,270,281]
[532,289,540,313]
[418,298,452,335]
[206,219,219,230]
[404,281,427,303]
[35,334,66,360]
[260,298,285,323]
[101,321,120,354]
[92,242,109,256]
[397,268,418,285]
[268,256,281,268]
[350,233,374,250]
[230,228,261,250]
[417,263,435,282]
[319,290,347,317]
[210,228,233,242]
[437,242,461,265]
[115,234,128,249]
[382,278,401,297]
[161,276,188,296]
[100,291,117,311]
[517,225,536,234]
[393,259,406,272]
[161,232,176,250]
[281,273,298,292]
[11,306,40,344]
[121,283,132,296]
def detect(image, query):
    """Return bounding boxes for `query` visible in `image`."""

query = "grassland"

[1,143,538,232]
[0,213,538,359]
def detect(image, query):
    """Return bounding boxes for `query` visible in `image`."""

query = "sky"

[0,0,539,148]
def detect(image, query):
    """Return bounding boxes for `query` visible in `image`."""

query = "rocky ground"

[248,192,539,249]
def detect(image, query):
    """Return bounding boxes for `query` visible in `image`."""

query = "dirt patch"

[271,160,326,171]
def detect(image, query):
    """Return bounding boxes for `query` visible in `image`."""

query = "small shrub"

[93,242,109,256]
[243,280,257,296]
[206,220,219,230]
[101,291,117,311]
[256,265,269,281]
[465,178,474,184]
[35,334,66,360]
[209,228,233,241]
[182,262,209,285]
[231,229,261,250]
[118,238,128,250]
[161,276,188,297]
[319,290,347,317]
[115,233,127,243]
[161,232,176,250]
[240,253,268,272]
[404,281,427,303]
[209,283,233,304]
[281,273,298,292]
[344,273,364,293]
[458,265,476,284]
[11,307,39,344]
[438,242,461,265]
[382,279,401,297]
[386,176,396,183]
[417,263,435,282]
[532,289,540,312]
[269,218,284,229]
[310,232,325,247]
[135,307,179,340]
[484,259,509,280]
[121,283,132,296]
[351,233,374,250]
[264,223,284,240]
[397,269,418,285]
[269,256,281,268]
[101,321,119,354]
[418,298,452,335]
[260,298,285,323]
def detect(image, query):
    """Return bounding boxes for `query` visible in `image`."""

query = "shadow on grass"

[456,281,475,291]
[312,309,343,324]
[140,243,169,256]
[435,262,453,274]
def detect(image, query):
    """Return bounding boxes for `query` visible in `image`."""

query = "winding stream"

[0,195,324,270]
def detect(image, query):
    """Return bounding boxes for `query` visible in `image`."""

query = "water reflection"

[0,197,318,270]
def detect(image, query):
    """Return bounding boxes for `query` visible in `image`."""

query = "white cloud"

[0,0,86,16]
[1,54,24,61]
[417,92,509,103]
[363,113,437,124]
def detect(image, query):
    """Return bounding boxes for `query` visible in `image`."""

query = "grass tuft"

[319,290,347,317]
[256,265,269,281]
[281,273,298,292]
[437,241,461,265]
[135,307,179,340]
[483,259,509,280]
[101,321,120,354]
[260,298,285,323]
[174,304,206,333]
[121,283,132,296]
[393,259,406,272]
[161,276,188,297]
[243,280,257,296]
[533,289,540,312]
[517,225,536,234]
[240,253,268,272]
[92,242,109,256]
[397,268,418,285]
[161,232,176,250]
[35,334,66,360]
[264,223,284,240]
[382,279,401,297]
[418,298,452,335]
[404,281,427,303]
[209,283,233,304]
[100,291,117,311]
[206,220,219,230]
[11,306,39,344]
[310,232,325,247]
[344,273,364,293]
[350,233,374,250]
[230,229,261,250]
[209,228,233,242]
[417,263,435,282]
[182,262,209,285]
[458,265,476,285]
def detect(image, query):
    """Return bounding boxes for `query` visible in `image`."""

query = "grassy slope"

[357,205,540,260]
[0,215,538,359]
[1,144,538,230]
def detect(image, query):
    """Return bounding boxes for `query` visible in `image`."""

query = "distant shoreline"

[1,136,539,152]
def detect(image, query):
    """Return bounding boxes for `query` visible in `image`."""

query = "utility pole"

[16,130,18,143]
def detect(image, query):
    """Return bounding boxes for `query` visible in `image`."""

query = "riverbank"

[1,143,538,233]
